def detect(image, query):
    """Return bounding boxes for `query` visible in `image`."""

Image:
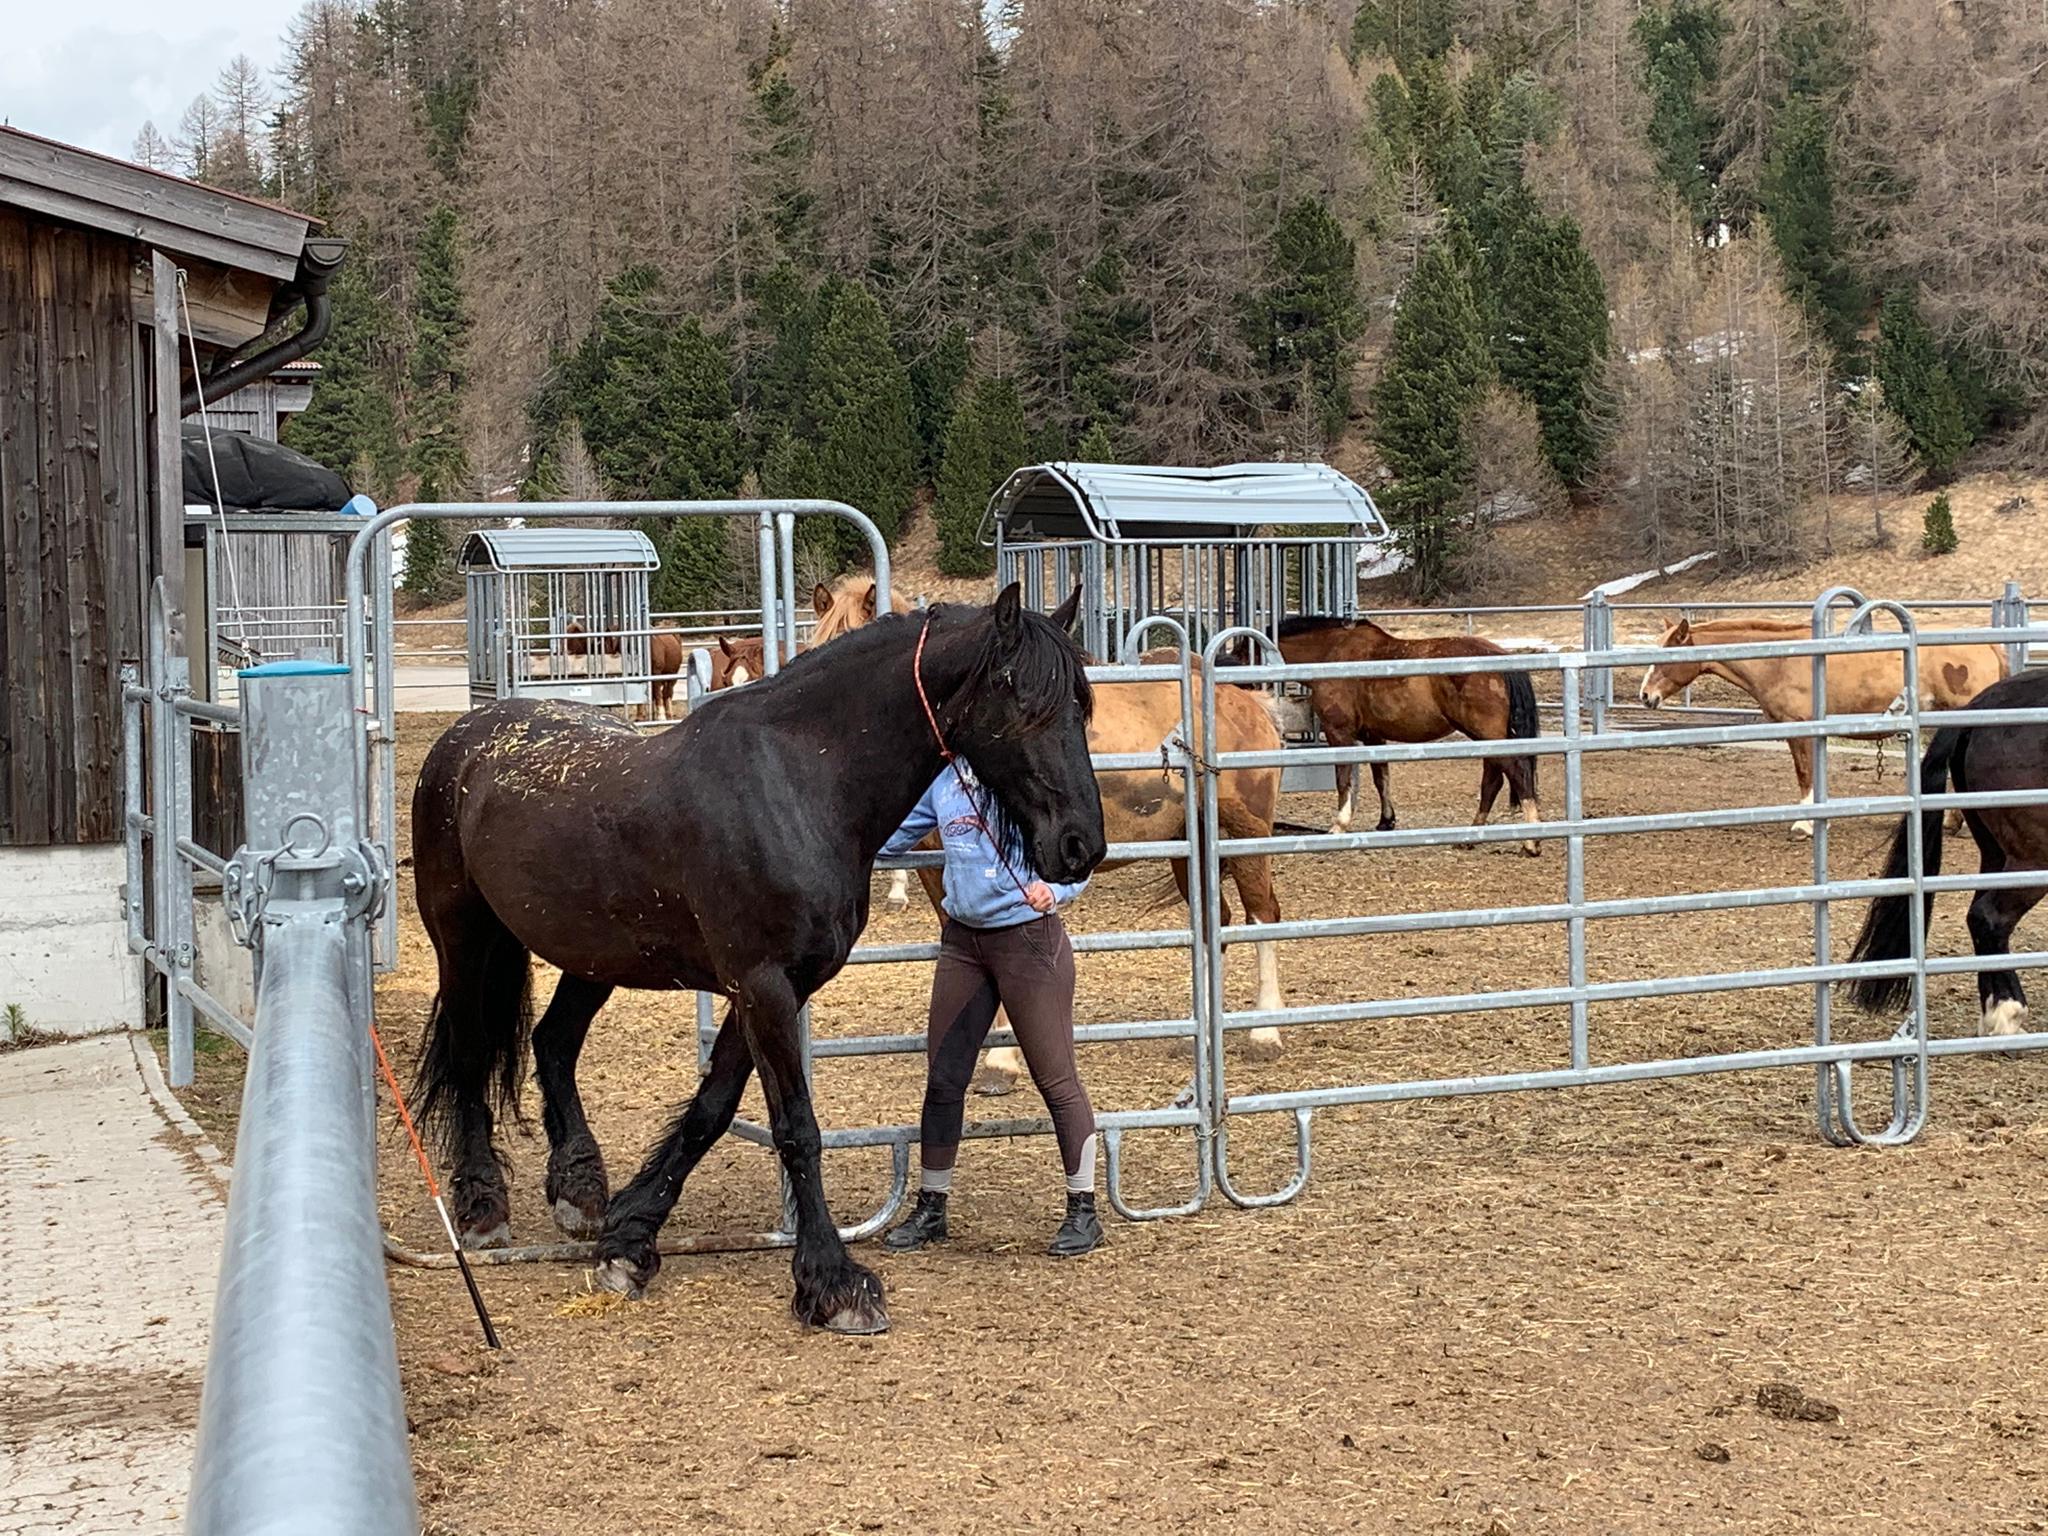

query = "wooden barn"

[0,126,340,1035]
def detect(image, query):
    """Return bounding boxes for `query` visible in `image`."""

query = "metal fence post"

[1583,594,1612,736]
[188,659,414,1536]
[2002,579,2027,676]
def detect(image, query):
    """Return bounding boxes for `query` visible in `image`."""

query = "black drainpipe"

[180,235,348,416]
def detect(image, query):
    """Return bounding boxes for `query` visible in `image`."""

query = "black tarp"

[181,424,352,512]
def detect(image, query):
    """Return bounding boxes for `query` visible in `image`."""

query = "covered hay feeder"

[983,461,1388,660]
[461,527,659,710]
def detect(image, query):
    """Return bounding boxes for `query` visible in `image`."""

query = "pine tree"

[1840,379,1914,544]
[1921,491,1957,555]
[1373,234,1493,599]
[746,263,821,459]
[1759,99,1863,354]
[407,206,468,501]
[809,279,919,556]
[1635,1,1729,235]
[1076,421,1118,462]
[1053,249,1147,447]
[1875,290,1970,479]
[935,372,1026,577]
[1247,197,1365,447]
[909,324,972,480]
[401,516,458,602]
[284,259,401,493]
[132,122,174,172]
[1492,211,1612,488]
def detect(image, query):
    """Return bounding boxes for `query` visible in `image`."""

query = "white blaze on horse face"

[1639,665,1667,707]
[1984,998,2029,1037]
[729,663,752,688]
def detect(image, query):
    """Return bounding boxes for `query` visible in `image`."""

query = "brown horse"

[564,620,684,720]
[1274,616,1544,856]
[1639,616,2009,836]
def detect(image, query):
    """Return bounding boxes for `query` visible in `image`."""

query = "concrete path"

[0,1036,227,1534]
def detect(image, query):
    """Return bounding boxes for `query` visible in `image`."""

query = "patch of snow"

[1581,549,1717,601]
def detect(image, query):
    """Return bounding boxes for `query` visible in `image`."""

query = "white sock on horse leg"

[1066,1133,1098,1195]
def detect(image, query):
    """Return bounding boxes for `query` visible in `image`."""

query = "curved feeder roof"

[985,461,1387,543]
[459,526,660,573]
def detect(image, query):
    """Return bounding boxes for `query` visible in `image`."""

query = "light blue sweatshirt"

[880,765,1088,930]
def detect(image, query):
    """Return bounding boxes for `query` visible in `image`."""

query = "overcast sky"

[3,1,290,160]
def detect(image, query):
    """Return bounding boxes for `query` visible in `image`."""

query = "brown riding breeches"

[920,915,1097,1177]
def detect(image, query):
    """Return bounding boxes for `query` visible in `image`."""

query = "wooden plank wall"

[0,209,146,846]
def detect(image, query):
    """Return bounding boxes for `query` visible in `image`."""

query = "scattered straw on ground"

[335,711,2048,1535]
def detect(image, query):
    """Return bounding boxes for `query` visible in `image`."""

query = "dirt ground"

[327,707,2048,1536]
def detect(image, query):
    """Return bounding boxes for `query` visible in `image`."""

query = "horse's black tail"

[1843,726,1962,1013]
[412,899,535,1157]
[1504,669,1540,805]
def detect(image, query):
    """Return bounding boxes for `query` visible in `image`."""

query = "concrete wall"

[0,845,144,1037]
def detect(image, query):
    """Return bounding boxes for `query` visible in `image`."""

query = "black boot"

[882,1190,949,1252]
[1047,1192,1103,1258]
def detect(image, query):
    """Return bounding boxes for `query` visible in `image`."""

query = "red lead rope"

[912,614,1035,904]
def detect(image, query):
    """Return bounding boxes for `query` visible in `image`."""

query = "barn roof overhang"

[0,126,334,358]
[983,462,1388,544]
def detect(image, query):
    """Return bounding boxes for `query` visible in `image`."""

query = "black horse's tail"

[1843,726,1963,1013]
[1504,669,1540,805]
[412,900,535,1157]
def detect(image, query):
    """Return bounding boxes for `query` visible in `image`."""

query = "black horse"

[1845,668,2048,1037]
[411,586,1103,1334]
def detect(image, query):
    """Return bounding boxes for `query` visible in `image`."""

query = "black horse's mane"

[761,597,1091,874]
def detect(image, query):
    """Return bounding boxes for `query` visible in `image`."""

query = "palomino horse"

[412,587,1102,1332]
[1639,616,2008,836]
[1273,615,1544,856]
[563,620,684,720]
[1845,669,2048,1038]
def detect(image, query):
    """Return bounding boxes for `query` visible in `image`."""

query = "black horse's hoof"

[1375,815,1397,832]
[594,1252,656,1300]
[793,1261,888,1335]
[451,1173,511,1249]
[546,1142,611,1239]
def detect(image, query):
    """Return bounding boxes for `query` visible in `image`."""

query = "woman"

[877,761,1102,1258]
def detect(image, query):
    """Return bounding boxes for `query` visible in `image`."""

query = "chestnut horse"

[563,620,684,720]
[1639,616,2008,836]
[1274,616,1544,857]
[412,587,1103,1332]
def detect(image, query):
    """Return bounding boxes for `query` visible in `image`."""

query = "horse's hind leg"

[414,889,532,1249]
[740,965,887,1334]
[533,974,614,1238]
[597,1006,754,1297]
[1504,754,1542,858]
[1962,824,2044,1038]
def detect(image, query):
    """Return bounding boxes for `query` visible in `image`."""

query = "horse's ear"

[1669,616,1691,645]
[719,634,736,657]
[1048,585,1083,637]
[860,582,878,620]
[993,581,1023,637]
[813,583,833,618]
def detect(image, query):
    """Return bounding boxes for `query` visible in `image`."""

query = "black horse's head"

[942,584,1105,886]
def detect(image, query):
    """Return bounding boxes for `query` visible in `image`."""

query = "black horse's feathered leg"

[595,1008,752,1298]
